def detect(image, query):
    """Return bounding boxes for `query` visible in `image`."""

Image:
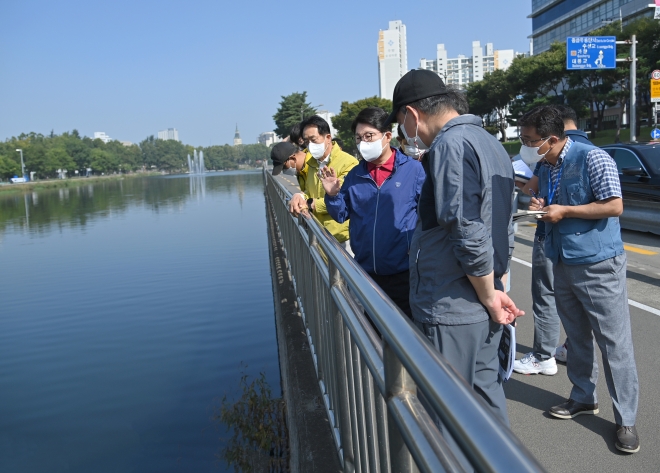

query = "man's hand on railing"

[289,192,309,217]
[319,167,341,197]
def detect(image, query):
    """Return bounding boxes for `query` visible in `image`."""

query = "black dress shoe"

[549,399,599,419]
[615,425,640,453]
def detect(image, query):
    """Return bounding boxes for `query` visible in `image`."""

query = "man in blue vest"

[520,105,640,454]
[514,105,593,374]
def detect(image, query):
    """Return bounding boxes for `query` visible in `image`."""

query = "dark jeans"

[368,270,412,319]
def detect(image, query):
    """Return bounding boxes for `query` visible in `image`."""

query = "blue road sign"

[651,128,660,140]
[567,36,616,70]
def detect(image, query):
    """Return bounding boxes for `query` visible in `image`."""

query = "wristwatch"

[307,198,314,209]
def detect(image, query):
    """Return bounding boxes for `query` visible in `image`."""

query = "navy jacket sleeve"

[324,177,352,224]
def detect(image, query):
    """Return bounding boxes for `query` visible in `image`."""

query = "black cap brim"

[271,164,284,176]
[384,108,400,126]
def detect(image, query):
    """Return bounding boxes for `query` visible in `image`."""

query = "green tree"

[272,91,317,138]
[332,96,393,153]
[466,69,517,140]
[0,154,21,179]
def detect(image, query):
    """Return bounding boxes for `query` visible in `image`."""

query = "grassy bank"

[501,126,657,155]
[0,172,161,196]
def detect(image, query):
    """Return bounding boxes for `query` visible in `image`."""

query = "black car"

[601,142,660,202]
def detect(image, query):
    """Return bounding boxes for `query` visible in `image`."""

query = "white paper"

[512,159,533,179]
[498,324,516,382]
[512,210,547,222]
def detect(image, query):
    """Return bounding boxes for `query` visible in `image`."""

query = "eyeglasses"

[520,136,551,147]
[355,132,382,144]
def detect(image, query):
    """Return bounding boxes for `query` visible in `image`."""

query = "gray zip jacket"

[409,114,515,325]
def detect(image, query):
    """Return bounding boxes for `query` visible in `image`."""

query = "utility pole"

[16,148,25,178]
[616,35,637,142]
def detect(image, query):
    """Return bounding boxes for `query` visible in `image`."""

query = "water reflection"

[0,169,279,472]
[0,171,262,237]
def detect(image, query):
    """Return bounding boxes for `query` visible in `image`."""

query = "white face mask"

[403,145,425,160]
[401,110,429,152]
[283,167,297,176]
[519,138,551,166]
[358,134,387,162]
[308,139,329,160]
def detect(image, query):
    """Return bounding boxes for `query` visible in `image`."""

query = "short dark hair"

[301,115,331,137]
[333,137,344,149]
[519,106,566,139]
[351,107,390,134]
[289,122,302,144]
[399,87,468,117]
[554,105,578,127]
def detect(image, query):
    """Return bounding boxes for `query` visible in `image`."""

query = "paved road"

[506,223,660,472]
[277,173,660,470]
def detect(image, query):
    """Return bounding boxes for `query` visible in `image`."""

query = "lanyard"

[547,164,563,205]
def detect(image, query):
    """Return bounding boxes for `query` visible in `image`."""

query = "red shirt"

[366,148,395,187]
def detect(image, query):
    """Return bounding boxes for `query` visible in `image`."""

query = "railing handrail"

[264,169,545,473]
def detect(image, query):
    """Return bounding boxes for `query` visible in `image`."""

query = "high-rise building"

[157,128,179,141]
[419,42,519,89]
[233,125,242,146]
[258,131,279,147]
[316,110,338,138]
[377,20,408,100]
[93,132,111,143]
[529,0,655,55]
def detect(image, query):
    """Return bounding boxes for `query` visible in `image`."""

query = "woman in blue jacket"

[321,107,425,318]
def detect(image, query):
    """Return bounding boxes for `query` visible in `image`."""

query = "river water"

[0,172,280,472]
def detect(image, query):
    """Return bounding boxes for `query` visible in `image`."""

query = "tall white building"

[377,20,408,100]
[258,131,280,147]
[157,128,179,141]
[420,41,518,89]
[93,132,111,143]
[316,110,338,138]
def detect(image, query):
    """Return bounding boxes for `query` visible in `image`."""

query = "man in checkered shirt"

[519,105,640,454]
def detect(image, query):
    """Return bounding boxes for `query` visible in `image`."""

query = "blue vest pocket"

[560,227,602,260]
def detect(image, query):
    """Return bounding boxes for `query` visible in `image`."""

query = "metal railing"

[263,170,545,473]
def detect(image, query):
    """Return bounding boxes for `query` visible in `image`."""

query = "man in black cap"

[270,142,298,176]
[387,69,524,426]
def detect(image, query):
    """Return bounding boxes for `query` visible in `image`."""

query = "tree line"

[0,130,270,180]
[273,18,659,150]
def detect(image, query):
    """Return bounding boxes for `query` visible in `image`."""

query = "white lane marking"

[628,300,660,317]
[512,257,532,268]
[511,257,660,317]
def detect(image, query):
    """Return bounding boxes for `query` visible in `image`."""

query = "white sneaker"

[554,341,568,363]
[513,352,558,375]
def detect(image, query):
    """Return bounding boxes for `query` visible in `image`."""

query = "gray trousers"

[415,319,509,425]
[531,237,560,360]
[554,253,639,426]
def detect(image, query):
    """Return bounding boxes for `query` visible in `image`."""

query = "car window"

[611,149,643,173]
[636,145,660,173]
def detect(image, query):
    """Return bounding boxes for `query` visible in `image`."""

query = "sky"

[0,0,532,147]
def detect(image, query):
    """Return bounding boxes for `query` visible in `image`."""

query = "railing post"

[329,259,356,473]
[384,341,418,473]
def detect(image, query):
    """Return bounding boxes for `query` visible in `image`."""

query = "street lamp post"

[16,149,25,178]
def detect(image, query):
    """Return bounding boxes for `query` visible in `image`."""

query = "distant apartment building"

[316,110,338,138]
[93,132,111,143]
[233,125,242,146]
[530,0,655,55]
[258,131,280,147]
[377,20,408,100]
[157,128,179,141]
[419,41,519,89]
